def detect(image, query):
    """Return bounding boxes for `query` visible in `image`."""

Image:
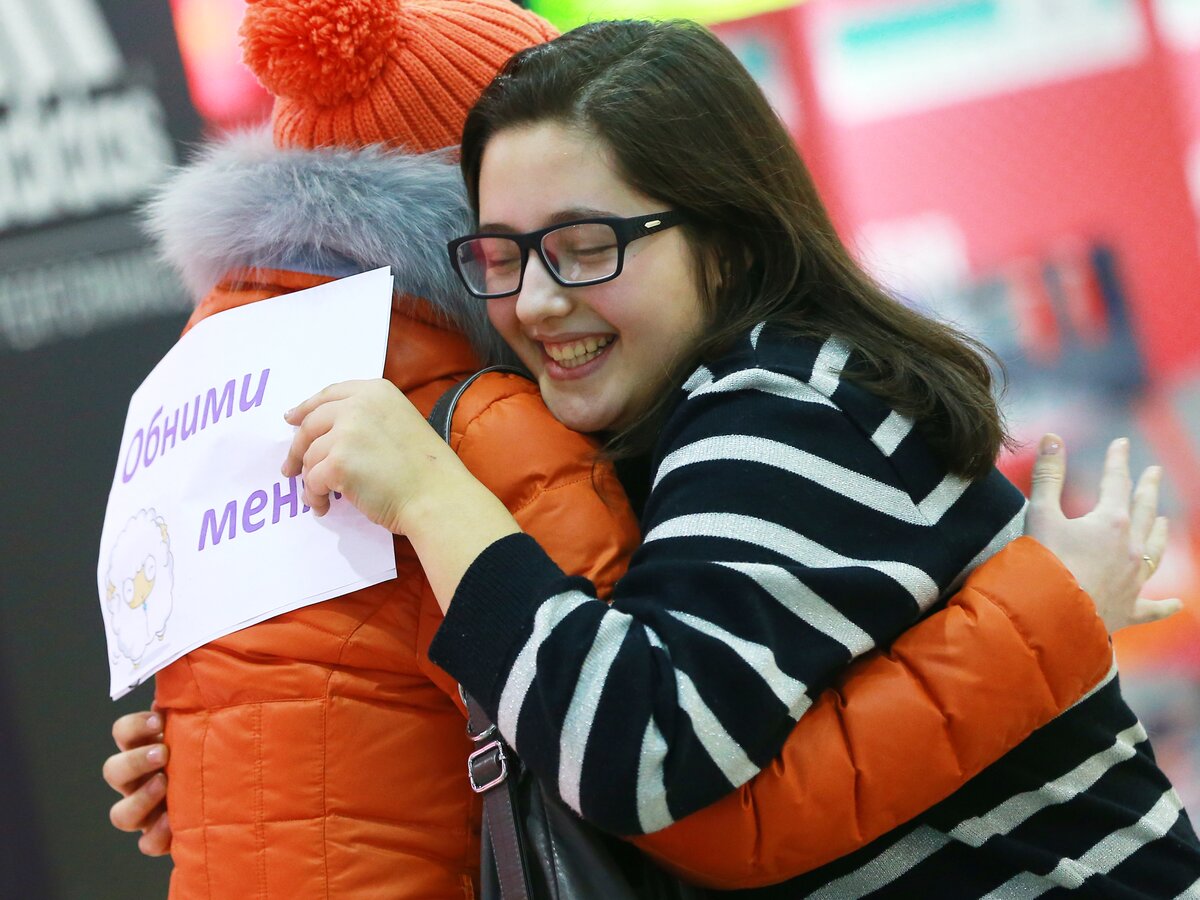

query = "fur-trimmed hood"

[143,128,510,365]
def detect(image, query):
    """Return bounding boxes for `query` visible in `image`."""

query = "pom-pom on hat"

[240,0,558,153]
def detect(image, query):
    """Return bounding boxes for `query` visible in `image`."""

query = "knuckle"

[101,755,121,787]
[1029,460,1061,481]
[1107,511,1130,532]
[323,452,345,480]
[110,802,132,831]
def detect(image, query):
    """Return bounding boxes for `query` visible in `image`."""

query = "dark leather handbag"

[463,689,705,900]
[428,369,704,900]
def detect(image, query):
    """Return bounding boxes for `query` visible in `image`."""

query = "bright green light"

[528,0,801,29]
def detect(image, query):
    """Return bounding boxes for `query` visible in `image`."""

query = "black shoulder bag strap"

[463,688,533,900]
[427,365,529,441]
[428,367,534,900]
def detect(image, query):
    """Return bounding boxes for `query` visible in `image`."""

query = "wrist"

[395,456,521,611]
[390,447,474,534]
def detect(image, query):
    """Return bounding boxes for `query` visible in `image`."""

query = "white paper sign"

[96,267,398,699]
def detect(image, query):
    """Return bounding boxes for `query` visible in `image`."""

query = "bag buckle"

[468,739,508,793]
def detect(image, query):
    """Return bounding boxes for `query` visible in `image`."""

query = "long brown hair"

[461,19,1010,478]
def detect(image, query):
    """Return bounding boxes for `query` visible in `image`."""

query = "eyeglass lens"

[455,222,621,296]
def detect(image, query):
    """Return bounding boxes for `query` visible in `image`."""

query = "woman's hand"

[283,379,520,609]
[103,710,172,857]
[1025,434,1180,632]
[282,379,464,535]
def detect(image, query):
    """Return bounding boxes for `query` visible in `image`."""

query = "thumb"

[1029,434,1066,517]
[1130,596,1183,627]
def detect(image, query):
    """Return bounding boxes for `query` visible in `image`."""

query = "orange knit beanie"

[240,0,559,153]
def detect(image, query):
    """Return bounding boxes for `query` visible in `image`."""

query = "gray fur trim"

[142,128,515,366]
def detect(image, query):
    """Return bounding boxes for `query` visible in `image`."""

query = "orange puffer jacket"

[155,268,641,899]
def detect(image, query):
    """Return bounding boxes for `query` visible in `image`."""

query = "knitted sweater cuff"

[428,532,571,711]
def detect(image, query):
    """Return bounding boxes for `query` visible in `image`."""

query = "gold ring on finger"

[1142,554,1158,575]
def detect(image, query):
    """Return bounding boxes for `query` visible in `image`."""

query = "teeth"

[559,350,600,369]
[546,336,613,366]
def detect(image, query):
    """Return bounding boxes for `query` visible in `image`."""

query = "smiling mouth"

[544,336,615,369]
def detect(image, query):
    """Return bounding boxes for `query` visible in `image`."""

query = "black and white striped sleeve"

[430,336,982,836]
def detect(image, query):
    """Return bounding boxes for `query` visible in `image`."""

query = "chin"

[543,394,619,436]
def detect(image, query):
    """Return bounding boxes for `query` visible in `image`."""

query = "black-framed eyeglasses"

[448,210,685,299]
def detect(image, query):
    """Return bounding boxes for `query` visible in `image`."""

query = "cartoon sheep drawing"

[105,509,174,665]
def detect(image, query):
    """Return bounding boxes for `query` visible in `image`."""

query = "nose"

[514,248,572,324]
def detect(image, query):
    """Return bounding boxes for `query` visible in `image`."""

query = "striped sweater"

[429,325,1200,896]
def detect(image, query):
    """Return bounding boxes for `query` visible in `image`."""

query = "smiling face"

[477,121,708,435]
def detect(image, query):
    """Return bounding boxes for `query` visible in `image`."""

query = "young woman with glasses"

[112,18,1194,896]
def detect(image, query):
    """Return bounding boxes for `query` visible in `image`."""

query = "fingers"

[109,771,167,832]
[1128,518,1173,626]
[138,812,172,857]
[299,431,341,516]
[1143,515,1169,576]
[1130,596,1183,626]
[103,742,168,797]
[303,459,336,517]
[1130,466,1163,545]
[112,710,162,753]
[1096,437,1133,514]
[1027,434,1067,527]
[108,709,172,851]
[282,401,339,478]
[283,381,366,427]
[283,384,343,426]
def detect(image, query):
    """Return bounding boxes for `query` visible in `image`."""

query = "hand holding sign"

[281,378,469,534]
[282,371,521,611]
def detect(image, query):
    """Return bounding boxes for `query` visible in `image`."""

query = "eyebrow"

[478,207,617,234]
